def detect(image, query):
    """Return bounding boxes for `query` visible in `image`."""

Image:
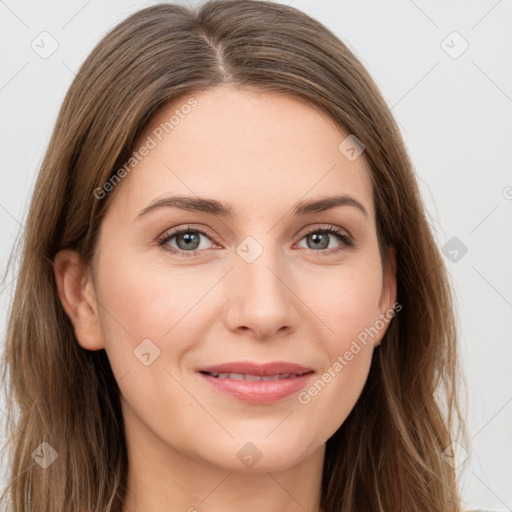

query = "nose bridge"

[238,245,283,299]
[224,235,298,337]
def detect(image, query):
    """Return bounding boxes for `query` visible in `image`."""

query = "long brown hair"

[1,1,469,510]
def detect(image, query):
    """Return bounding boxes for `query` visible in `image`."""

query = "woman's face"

[62,85,396,474]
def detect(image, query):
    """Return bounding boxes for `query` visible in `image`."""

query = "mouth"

[196,362,315,404]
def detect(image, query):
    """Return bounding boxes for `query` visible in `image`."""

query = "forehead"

[108,85,374,221]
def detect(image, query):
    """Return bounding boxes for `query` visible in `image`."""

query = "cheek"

[96,247,210,336]
[297,272,379,440]
[93,245,227,385]
[293,256,382,429]
[298,253,384,342]
[92,253,208,423]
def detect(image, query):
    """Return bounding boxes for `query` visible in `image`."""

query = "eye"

[157,224,354,258]
[158,226,218,257]
[296,225,353,256]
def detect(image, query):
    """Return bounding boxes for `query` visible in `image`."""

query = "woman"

[0,1,472,511]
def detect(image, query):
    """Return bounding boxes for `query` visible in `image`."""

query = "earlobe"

[53,249,105,351]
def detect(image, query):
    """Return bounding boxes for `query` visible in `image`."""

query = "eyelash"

[157,224,354,258]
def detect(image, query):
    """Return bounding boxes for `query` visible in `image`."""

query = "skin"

[54,84,396,512]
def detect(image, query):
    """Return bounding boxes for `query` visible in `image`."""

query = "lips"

[197,361,315,404]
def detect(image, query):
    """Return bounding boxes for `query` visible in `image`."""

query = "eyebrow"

[136,194,369,220]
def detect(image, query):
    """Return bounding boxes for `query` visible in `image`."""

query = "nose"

[223,247,299,340]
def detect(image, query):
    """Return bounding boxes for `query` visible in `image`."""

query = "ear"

[53,249,105,351]
[374,246,398,347]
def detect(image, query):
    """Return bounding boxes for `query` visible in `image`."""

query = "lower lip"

[198,372,314,404]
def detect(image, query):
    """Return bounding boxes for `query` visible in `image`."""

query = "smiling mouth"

[200,371,313,381]
[198,369,315,404]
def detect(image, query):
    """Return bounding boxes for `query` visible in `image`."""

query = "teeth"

[208,372,303,380]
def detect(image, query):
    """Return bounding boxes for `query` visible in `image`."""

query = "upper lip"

[197,361,314,376]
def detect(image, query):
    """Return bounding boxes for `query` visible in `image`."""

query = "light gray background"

[1,1,511,510]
